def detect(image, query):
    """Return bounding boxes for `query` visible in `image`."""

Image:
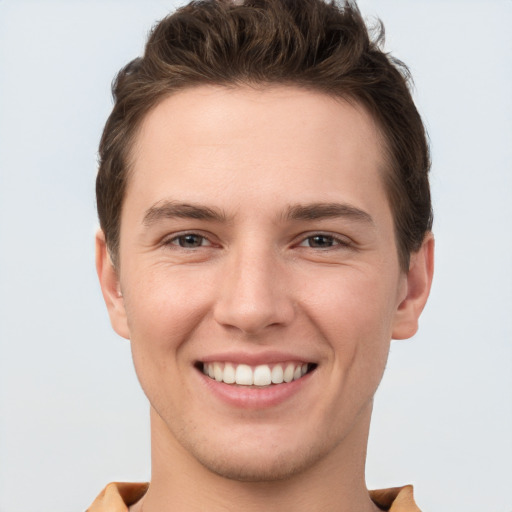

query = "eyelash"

[297,233,352,250]
[162,232,351,250]
[164,232,212,249]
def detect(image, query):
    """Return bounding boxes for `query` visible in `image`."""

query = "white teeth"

[283,363,295,383]
[235,364,253,385]
[253,365,272,386]
[202,362,311,386]
[271,365,284,384]
[213,362,223,382]
[223,362,236,384]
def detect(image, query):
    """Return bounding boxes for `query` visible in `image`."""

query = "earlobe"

[95,229,130,340]
[392,233,435,340]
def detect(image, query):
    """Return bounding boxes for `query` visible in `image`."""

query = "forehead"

[126,85,390,221]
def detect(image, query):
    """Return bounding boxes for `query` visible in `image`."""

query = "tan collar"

[88,482,421,511]
[370,485,421,511]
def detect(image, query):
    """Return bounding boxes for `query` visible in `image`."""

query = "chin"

[197,447,319,483]
[178,427,331,483]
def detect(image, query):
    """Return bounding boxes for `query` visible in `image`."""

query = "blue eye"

[170,234,209,248]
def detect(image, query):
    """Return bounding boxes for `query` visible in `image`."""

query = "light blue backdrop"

[0,1,511,511]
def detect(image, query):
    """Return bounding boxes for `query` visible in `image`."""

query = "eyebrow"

[283,202,374,224]
[143,201,228,226]
[142,200,373,227]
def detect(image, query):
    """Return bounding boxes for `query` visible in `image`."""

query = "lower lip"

[198,369,313,409]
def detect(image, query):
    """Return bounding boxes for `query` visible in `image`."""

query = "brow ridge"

[142,200,373,227]
[284,202,374,224]
[143,200,228,226]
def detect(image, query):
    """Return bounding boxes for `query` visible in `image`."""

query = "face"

[98,85,430,482]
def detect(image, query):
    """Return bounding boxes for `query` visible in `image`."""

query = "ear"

[392,233,435,340]
[95,229,130,340]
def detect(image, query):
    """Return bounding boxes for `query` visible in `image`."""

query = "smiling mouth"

[198,362,317,387]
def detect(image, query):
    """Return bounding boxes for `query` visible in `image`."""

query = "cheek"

[123,264,209,334]
[120,266,216,388]
[302,268,398,391]
[121,270,211,414]
[305,269,398,341]
[296,271,395,434]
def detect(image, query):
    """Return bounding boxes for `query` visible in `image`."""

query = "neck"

[139,404,379,512]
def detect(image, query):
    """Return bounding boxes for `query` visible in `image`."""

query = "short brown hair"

[97,0,432,270]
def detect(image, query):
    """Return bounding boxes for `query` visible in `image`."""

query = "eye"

[299,234,350,249]
[168,233,211,248]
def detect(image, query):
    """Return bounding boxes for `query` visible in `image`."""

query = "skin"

[97,85,434,512]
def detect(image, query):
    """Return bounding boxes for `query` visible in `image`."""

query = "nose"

[213,245,295,336]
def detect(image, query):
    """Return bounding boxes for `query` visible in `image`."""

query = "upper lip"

[197,350,317,366]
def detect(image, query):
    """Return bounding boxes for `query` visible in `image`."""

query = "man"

[90,0,434,510]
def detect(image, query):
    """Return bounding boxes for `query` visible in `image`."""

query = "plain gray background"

[0,1,511,511]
